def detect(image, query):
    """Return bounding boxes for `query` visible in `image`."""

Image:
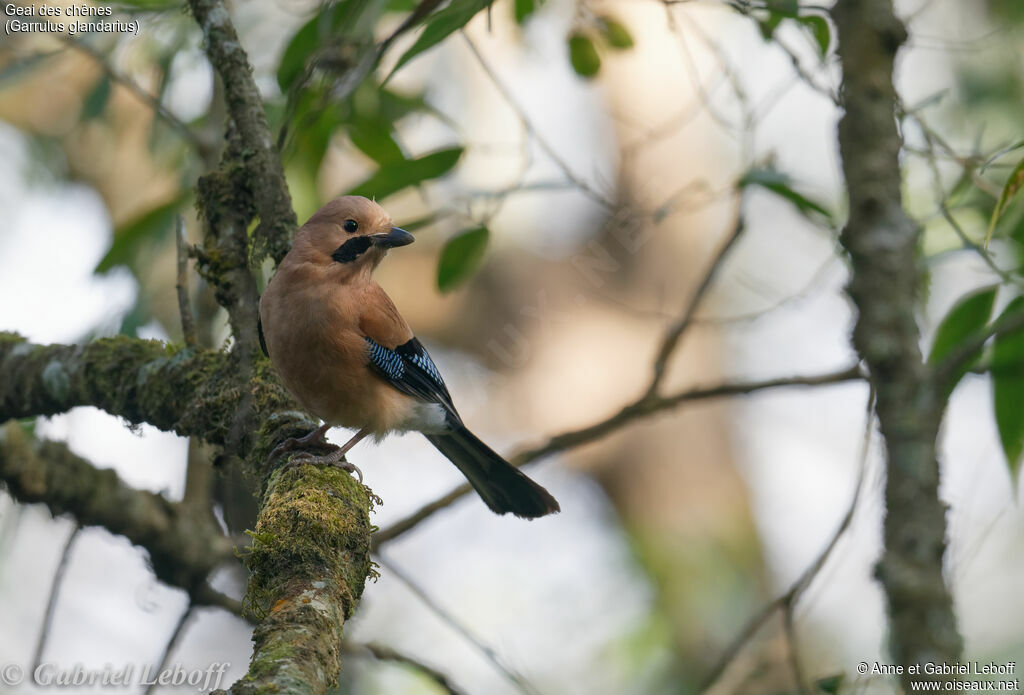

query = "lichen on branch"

[0,332,313,470]
[232,464,377,695]
[187,0,297,268]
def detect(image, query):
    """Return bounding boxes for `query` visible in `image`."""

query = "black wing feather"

[365,337,458,417]
[258,316,269,358]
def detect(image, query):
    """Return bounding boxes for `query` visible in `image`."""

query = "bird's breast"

[260,271,418,435]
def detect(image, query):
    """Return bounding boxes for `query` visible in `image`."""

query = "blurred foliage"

[566,12,634,79]
[986,156,1024,244]
[96,194,189,274]
[926,285,996,395]
[0,0,644,309]
[738,167,833,223]
[437,226,489,292]
[2,0,1023,689]
[387,0,493,78]
[991,296,1024,481]
[914,1,1024,480]
[754,1,831,60]
[568,32,601,78]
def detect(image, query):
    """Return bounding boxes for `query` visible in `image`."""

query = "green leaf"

[286,86,345,174]
[277,15,323,91]
[815,674,845,695]
[437,227,489,292]
[388,0,493,79]
[385,0,418,11]
[985,156,1024,247]
[598,16,634,50]
[929,286,997,364]
[81,75,112,121]
[992,296,1024,479]
[928,286,997,393]
[797,15,831,59]
[347,119,405,165]
[376,87,430,121]
[277,0,364,91]
[757,12,785,40]
[738,167,832,221]
[514,0,535,24]
[979,140,1024,173]
[347,147,463,199]
[568,33,601,78]
[96,196,187,273]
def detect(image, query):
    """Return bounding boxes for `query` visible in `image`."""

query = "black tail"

[425,426,560,518]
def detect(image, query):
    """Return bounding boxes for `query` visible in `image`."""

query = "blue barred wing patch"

[366,339,405,381]
[405,348,443,386]
[364,336,455,413]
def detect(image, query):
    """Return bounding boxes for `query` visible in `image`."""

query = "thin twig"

[698,595,786,693]
[375,554,541,695]
[32,524,80,671]
[904,109,1001,198]
[907,112,1017,284]
[342,641,468,695]
[460,31,616,210]
[58,37,210,158]
[647,212,745,396]
[145,606,196,695]
[620,71,729,157]
[767,32,840,106]
[700,385,875,693]
[372,364,864,547]
[782,608,810,695]
[175,216,199,348]
[664,5,745,140]
[191,582,245,615]
[598,266,839,326]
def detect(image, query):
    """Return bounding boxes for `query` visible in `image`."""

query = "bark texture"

[233,465,377,695]
[833,0,963,682]
[0,0,375,685]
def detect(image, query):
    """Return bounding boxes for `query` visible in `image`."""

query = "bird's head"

[292,196,414,276]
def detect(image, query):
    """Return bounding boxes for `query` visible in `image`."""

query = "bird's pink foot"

[282,448,363,482]
[268,424,334,464]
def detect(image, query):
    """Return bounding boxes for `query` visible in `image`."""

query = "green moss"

[0,332,27,345]
[243,463,374,619]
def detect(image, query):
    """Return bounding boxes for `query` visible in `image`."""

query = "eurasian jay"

[258,196,560,518]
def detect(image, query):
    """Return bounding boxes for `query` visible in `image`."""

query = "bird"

[258,196,560,519]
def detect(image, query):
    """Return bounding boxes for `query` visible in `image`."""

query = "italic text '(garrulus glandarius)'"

[258,196,560,519]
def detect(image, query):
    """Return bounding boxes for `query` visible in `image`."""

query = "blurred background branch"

[2,0,1024,692]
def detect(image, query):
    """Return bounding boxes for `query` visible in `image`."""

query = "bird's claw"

[282,448,364,483]
[267,425,334,465]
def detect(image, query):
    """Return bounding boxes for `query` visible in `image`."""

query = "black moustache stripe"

[332,236,372,263]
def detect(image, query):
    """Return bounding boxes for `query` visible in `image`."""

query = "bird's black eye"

[344,219,358,234]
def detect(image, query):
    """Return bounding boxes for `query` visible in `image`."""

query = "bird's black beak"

[370,227,414,249]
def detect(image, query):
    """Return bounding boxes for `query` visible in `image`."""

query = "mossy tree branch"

[0,332,313,469]
[232,465,375,695]
[187,0,297,270]
[4,0,373,690]
[0,424,232,600]
[0,329,377,692]
[833,0,962,682]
